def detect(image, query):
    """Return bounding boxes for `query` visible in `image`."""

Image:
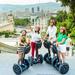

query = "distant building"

[37,6,40,12]
[0,7,56,32]
[0,14,14,32]
[32,7,34,13]
[13,8,56,31]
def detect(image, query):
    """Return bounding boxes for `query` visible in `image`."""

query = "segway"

[13,44,30,75]
[43,39,69,74]
[28,41,43,65]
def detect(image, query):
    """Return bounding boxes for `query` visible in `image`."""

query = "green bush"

[14,18,31,26]
[0,31,16,38]
[71,27,75,37]
[54,11,75,35]
[5,32,9,38]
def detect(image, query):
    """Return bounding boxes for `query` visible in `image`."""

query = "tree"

[57,0,75,25]
[14,18,31,26]
[55,10,75,36]
[56,11,67,22]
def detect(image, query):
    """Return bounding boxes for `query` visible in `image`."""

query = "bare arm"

[18,36,24,46]
[26,37,30,44]
[56,38,66,46]
[59,38,66,44]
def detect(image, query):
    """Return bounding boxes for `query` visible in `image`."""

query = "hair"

[61,27,66,34]
[22,30,27,32]
[35,31,39,34]
[49,18,57,25]
[35,28,40,34]
[21,30,27,35]
[52,19,57,25]
[35,26,40,34]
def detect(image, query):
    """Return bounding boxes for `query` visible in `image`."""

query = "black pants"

[66,47,70,51]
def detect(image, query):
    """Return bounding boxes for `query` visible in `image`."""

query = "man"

[45,19,57,56]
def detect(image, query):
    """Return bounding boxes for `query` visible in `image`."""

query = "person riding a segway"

[44,19,57,57]
[29,25,43,65]
[13,30,30,75]
[17,30,30,64]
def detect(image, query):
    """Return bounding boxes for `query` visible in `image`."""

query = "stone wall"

[0,23,14,32]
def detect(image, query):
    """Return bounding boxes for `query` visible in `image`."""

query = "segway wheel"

[59,63,69,74]
[44,53,48,61]
[37,54,43,64]
[13,64,22,75]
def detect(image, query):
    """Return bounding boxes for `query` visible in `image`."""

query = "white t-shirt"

[31,32,41,42]
[46,26,57,42]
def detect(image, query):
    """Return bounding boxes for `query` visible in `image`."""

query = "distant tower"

[0,13,14,32]
[37,6,40,12]
[7,14,14,32]
[7,14,14,24]
[32,7,34,13]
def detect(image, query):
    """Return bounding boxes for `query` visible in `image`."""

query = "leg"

[31,42,36,58]
[61,45,66,63]
[61,52,66,63]
[36,48,38,57]
[58,44,66,63]
[58,51,61,62]
[18,51,24,64]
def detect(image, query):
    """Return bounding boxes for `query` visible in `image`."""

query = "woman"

[56,27,67,63]
[31,25,41,59]
[17,30,29,64]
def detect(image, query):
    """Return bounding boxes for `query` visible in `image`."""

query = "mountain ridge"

[0,2,62,12]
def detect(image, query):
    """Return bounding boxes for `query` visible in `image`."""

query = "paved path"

[0,46,75,75]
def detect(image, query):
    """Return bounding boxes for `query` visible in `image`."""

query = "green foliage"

[0,31,15,38]
[57,0,75,25]
[56,11,67,22]
[54,11,75,37]
[14,18,31,26]
[5,32,9,38]
[71,27,75,37]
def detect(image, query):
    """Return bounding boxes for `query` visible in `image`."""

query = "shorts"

[57,44,66,53]
[17,46,25,52]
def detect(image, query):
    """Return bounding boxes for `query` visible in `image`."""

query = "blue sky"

[0,0,57,5]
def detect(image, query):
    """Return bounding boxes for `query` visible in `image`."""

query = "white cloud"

[0,0,56,5]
